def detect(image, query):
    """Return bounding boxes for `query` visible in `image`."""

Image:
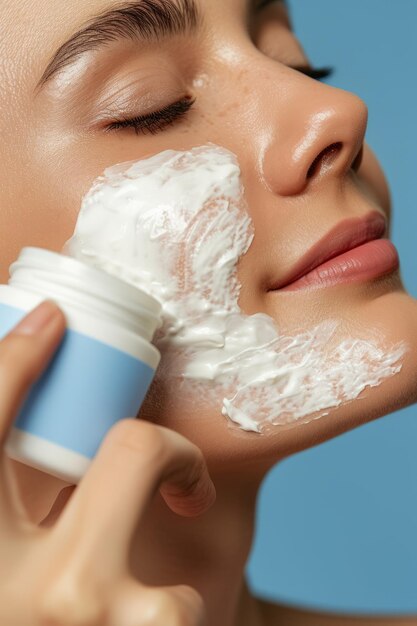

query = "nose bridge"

[260,74,369,196]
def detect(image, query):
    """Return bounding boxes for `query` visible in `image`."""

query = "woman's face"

[2,0,417,473]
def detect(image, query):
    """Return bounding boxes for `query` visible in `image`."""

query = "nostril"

[306,142,343,179]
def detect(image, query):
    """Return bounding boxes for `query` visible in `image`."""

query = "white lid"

[9,247,162,340]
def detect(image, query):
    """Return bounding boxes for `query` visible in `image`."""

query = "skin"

[1,0,417,624]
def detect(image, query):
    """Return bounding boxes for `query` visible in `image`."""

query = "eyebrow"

[36,0,201,91]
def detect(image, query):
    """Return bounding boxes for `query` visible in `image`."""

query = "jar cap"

[9,248,162,339]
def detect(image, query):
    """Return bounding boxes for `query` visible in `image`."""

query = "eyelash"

[105,66,332,135]
[105,96,195,135]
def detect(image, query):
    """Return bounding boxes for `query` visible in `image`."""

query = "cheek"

[0,178,76,284]
[0,134,97,284]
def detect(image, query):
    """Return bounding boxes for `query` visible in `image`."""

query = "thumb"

[0,300,66,444]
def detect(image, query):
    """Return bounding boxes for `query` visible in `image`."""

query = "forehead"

[1,0,290,113]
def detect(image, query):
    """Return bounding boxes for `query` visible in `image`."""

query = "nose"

[261,77,368,196]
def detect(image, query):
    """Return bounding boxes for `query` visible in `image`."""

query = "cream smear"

[63,144,406,433]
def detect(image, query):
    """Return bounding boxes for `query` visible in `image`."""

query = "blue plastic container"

[1,248,161,484]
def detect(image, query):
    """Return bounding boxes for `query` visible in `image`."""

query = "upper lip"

[270,210,387,291]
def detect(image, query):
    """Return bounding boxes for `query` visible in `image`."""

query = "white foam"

[63,144,406,433]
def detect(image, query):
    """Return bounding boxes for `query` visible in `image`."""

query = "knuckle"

[35,584,106,626]
[177,433,204,467]
[36,597,104,626]
[190,444,205,471]
[159,426,204,469]
[175,585,205,622]
[107,419,166,461]
[182,446,207,491]
[142,588,201,626]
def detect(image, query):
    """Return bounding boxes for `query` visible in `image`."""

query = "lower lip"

[280,239,399,292]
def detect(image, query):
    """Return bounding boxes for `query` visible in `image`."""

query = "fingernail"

[13,301,60,336]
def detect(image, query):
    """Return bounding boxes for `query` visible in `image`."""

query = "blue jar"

[1,247,161,484]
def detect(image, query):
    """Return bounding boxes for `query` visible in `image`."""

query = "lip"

[270,211,400,292]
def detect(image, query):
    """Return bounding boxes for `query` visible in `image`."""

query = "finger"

[54,420,216,571]
[0,301,66,528]
[0,300,66,448]
[110,579,206,626]
[36,575,206,626]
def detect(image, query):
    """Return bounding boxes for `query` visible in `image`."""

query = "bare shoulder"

[258,598,417,626]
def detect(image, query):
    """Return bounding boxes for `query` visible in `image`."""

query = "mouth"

[269,211,400,292]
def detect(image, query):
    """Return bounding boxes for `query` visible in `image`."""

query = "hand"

[0,300,215,626]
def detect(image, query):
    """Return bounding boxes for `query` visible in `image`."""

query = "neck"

[129,469,266,626]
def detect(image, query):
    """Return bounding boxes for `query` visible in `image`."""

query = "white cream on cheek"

[63,144,406,434]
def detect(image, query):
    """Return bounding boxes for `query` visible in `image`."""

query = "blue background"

[246,0,417,614]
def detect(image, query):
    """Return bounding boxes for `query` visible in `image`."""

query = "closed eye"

[105,96,195,135]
